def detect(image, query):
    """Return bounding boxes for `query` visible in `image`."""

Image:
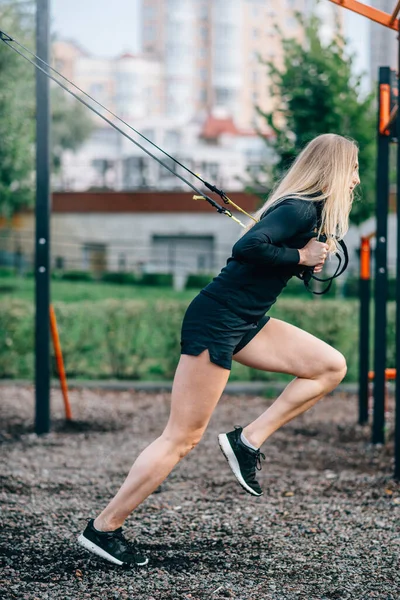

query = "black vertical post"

[395,41,400,480]
[35,0,51,435]
[372,67,390,445]
[359,238,371,425]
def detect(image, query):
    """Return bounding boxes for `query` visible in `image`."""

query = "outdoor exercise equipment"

[1,1,399,478]
[0,0,348,436]
[331,0,399,479]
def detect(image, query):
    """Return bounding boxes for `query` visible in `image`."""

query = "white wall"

[50,212,243,273]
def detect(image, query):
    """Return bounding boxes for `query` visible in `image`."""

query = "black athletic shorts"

[180,292,271,370]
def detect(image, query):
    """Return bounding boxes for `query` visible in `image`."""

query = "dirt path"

[1,386,399,600]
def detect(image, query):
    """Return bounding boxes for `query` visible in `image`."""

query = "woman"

[78,133,360,567]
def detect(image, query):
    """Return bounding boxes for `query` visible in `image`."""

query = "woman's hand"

[312,262,325,273]
[298,238,328,267]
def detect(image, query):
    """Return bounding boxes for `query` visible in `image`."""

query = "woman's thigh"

[164,348,230,440]
[232,317,346,379]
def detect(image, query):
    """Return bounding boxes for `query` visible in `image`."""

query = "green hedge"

[139,273,173,287]
[185,273,214,289]
[0,298,395,382]
[0,267,14,278]
[57,270,94,282]
[343,276,397,300]
[101,272,140,285]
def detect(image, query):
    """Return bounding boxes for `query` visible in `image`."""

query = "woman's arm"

[232,199,315,267]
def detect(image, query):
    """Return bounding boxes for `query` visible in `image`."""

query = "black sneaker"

[218,426,265,496]
[77,519,148,566]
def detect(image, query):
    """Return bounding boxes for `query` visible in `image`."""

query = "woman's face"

[350,159,360,192]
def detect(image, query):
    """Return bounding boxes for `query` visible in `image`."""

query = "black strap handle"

[299,234,349,295]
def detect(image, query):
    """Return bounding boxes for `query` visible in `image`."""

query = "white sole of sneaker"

[77,534,149,566]
[218,433,263,497]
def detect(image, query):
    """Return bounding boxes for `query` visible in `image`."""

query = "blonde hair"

[243,134,359,253]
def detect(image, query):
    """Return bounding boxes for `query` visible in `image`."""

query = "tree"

[0,1,94,217]
[0,1,35,219]
[250,10,376,225]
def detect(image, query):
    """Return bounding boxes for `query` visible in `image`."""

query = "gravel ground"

[0,385,399,600]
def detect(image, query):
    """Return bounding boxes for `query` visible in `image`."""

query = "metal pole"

[395,39,400,480]
[359,237,371,424]
[35,0,51,435]
[372,67,390,445]
[390,1,400,26]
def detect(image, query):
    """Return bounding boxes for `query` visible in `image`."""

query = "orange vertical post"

[49,305,72,421]
[380,84,391,135]
[360,237,371,280]
[359,236,372,423]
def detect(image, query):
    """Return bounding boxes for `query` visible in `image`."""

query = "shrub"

[343,276,396,300]
[101,272,140,285]
[0,267,14,278]
[185,273,214,289]
[139,273,173,287]
[60,270,93,282]
[0,298,395,382]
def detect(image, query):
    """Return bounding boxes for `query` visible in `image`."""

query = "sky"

[51,0,370,88]
[51,0,141,56]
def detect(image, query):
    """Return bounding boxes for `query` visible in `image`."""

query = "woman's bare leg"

[232,318,347,449]
[94,349,230,531]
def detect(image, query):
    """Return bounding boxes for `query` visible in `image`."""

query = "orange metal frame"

[380,84,391,135]
[49,305,72,421]
[360,236,371,280]
[328,0,399,31]
[369,369,396,381]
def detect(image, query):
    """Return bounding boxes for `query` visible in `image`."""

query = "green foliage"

[58,270,94,282]
[101,272,141,285]
[0,297,395,383]
[343,276,397,301]
[51,86,94,173]
[139,273,173,287]
[251,10,376,225]
[0,266,14,278]
[1,276,197,303]
[0,1,94,217]
[185,273,214,289]
[0,1,35,219]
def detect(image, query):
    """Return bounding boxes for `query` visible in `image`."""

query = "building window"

[54,256,64,270]
[200,26,208,41]
[118,253,127,271]
[144,25,156,41]
[143,6,156,18]
[198,88,207,102]
[249,50,260,63]
[164,130,181,147]
[90,83,104,96]
[123,156,151,189]
[215,87,232,104]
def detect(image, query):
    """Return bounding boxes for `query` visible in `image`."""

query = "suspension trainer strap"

[0,29,256,226]
[299,237,349,295]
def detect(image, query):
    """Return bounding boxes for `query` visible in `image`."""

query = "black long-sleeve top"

[200,196,324,323]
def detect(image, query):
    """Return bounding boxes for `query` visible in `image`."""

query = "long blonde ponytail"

[243,134,359,253]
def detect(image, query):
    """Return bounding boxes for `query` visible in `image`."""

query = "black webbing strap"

[299,235,349,295]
